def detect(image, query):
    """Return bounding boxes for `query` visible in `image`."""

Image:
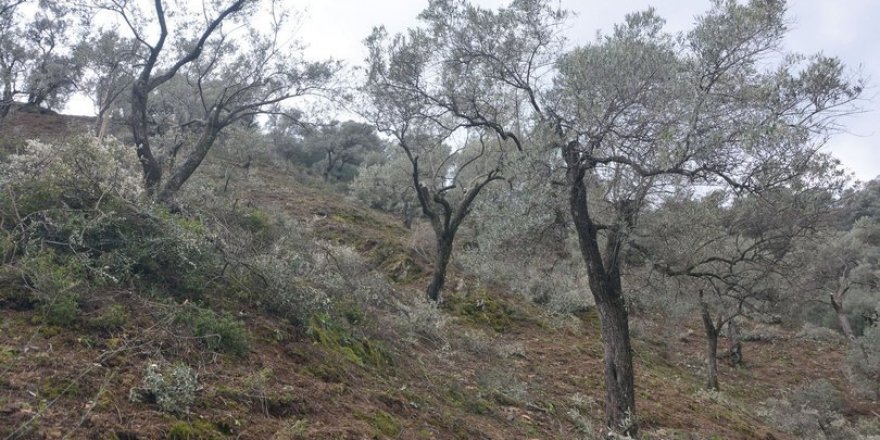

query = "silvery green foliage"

[350,147,417,216]
[0,136,144,200]
[285,121,385,181]
[634,187,838,333]
[0,0,85,114]
[848,318,880,400]
[395,296,448,345]
[139,363,198,414]
[76,29,139,130]
[248,229,331,324]
[549,3,861,197]
[760,379,876,440]
[459,147,589,312]
[369,0,862,431]
[794,218,880,335]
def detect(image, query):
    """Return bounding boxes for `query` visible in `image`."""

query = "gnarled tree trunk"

[158,116,220,203]
[830,292,855,339]
[427,231,454,302]
[699,290,720,390]
[131,80,162,194]
[567,161,637,436]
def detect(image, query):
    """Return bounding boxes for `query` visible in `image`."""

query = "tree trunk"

[130,82,162,194]
[567,161,637,437]
[426,232,454,302]
[593,290,637,435]
[96,110,111,140]
[158,123,219,203]
[699,290,720,390]
[0,87,14,128]
[830,294,856,339]
[725,320,743,366]
[323,151,334,181]
[706,330,719,390]
[402,199,414,229]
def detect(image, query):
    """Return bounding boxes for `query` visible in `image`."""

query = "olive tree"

[286,121,385,181]
[0,0,25,123]
[638,186,840,390]
[364,23,515,302]
[154,22,337,202]
[77,30,139,138]
[797,218,880,339]
[97,0,337,201]
[0,0,84,123]
[350,147,420,228]
[368,0,861,434]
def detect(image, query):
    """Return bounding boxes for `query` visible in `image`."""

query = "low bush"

[90,304,130,331]
[760,380,877,439]
[847,319,880,400]
[395,296,448,345]
[0,136,220,300]
[131,362,199,415]
[176,304,250,357]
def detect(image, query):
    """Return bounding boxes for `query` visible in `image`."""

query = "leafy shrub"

[496,341,526,359]
[760,380,868,440]
[0,136,220,298]
[0,136,143,207]
[796,322,846,343]
[395,296,448,344]
[847,320,880,400]
[546,288,592,315]
[176,304,250,356]
[475,369,530,407]
[90,304,129,331]
[739,322,785,342]
[246,234,330,324]
[10,249,86,326]
[131,363,199,414]
[44,293,79,327]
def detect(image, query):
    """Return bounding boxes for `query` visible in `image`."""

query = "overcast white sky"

[69,0,879,180]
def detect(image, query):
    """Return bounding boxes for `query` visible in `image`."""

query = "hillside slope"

[1,115,878,439]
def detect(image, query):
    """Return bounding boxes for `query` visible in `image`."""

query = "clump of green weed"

[167,420,223,440]
[446,289,520,332]
[16,249,86,326]
[357,410,401,437]
[307,314,391,368]
[176,304,250,356]
[44,293,79,326]
[90,304,129,331]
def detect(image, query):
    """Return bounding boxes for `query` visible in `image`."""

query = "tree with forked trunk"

[96,0,337,202]
[637,186,844,391]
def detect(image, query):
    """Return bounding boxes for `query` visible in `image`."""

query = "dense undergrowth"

[0,134,878,439]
